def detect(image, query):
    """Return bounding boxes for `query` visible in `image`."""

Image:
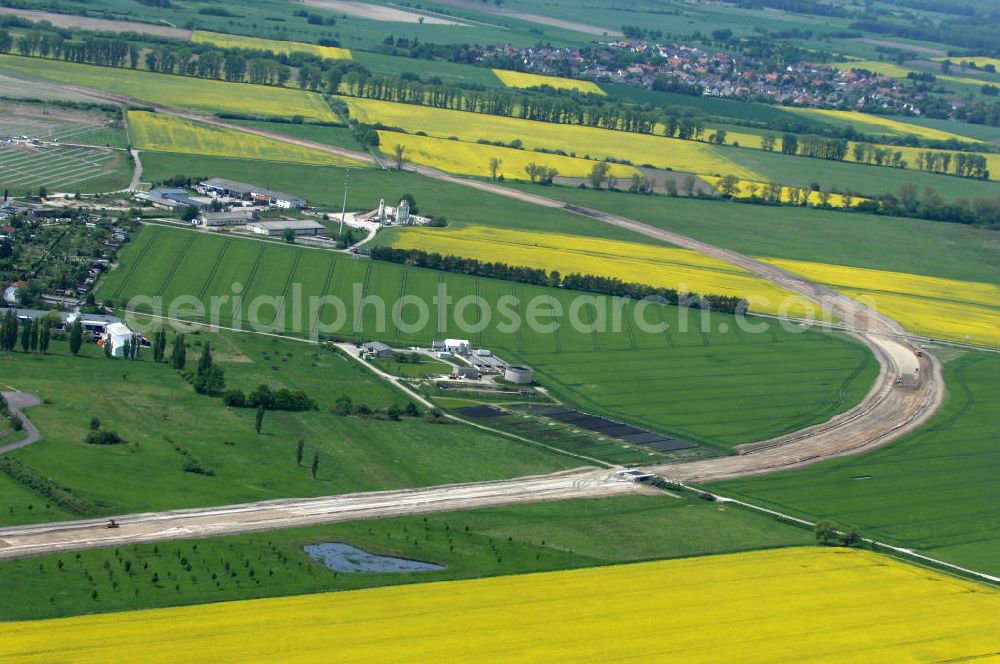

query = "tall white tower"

[397,198,410,225]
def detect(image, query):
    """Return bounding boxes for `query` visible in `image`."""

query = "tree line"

[369,246,747,314]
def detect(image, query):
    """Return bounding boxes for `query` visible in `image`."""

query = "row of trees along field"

[2,20,995,175]
[369,246,747,314]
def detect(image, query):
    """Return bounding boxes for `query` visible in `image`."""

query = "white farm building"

[102,322,134,358]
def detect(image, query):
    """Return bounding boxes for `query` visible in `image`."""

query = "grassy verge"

[0,494,813,620]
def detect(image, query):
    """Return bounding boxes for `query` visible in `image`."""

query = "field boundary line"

[692,486,1000,587]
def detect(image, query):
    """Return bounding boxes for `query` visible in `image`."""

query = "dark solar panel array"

[518,405,696,452]
[456,405,505,419]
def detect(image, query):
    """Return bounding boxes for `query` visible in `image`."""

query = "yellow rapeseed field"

[781,106,973,142]
[934,56,1000,71]
[378,130,639,179]
[345,97,760,178]
[192,31,352,60]
[0,54,338,121]
[701,175,866,207]
[765,257,1000,346]
[3,547,999,663]
[129,112,361,166]
[391,225,816,317]
[827,61,990,88]
[492,69,605,95]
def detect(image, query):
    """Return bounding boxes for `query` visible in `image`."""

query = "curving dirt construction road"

[0,468,648,561]
[0,85,945,556]
[70,86,945,478]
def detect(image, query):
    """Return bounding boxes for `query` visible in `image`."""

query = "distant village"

[482,41,927,114]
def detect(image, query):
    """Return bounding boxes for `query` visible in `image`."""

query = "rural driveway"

[0,468,648,561]
[0,391,42,454]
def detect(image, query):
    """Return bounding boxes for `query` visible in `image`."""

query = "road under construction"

[0,84,946,560]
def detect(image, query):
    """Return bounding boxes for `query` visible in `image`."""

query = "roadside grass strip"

[344,97,760,179]
[390,225,816,318]
[192,31,351,60]
[127,111,362,166]
[378,131,640,180]
[492,69,605,95]
[764,257,1000,346]
[0,54,338,121]
[2,547,998,662]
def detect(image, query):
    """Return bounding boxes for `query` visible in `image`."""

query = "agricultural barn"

[199,178,307,209]
[135,188,206,211]
[362,341,393,359]
[195,210,259,227]
[443,338,471,354]
[246,220,325,237]
[469,353,508,373]
[455,366,481,380]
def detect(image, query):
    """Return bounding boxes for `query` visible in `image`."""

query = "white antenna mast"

[339,165,350,237]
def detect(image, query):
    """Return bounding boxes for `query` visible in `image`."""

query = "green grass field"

[0,332,577,526]
[229,120,364,152]
[96,225,876,451]
[0,55,338,121]
[372,356,452,378]
[0,494,812,620]
[713,352,1000,576]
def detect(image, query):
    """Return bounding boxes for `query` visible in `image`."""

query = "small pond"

[304,542,446,574]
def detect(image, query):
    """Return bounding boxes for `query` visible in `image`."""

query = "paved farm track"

[0,85,945,555]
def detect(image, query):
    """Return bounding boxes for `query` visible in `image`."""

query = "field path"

[0,392,42,454]
[0,468,647,561]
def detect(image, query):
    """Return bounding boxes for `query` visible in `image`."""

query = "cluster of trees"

[188,343,225,395]
[332,394,420,421]
[707,174,1000,229]
[150,329,169,362]
[340,71,668,135]
[523,162,559,185]
[0,22,361,91]
[84,417,124,446]
[1,30,132,67]
[222,384,315,411]
[0,311,52,354]
[851,142,907,168]
[815,521,863,547]
[915,151,989,179]
[369,246,747,314]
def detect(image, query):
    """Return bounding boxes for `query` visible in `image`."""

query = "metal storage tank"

[504,365,534,385]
